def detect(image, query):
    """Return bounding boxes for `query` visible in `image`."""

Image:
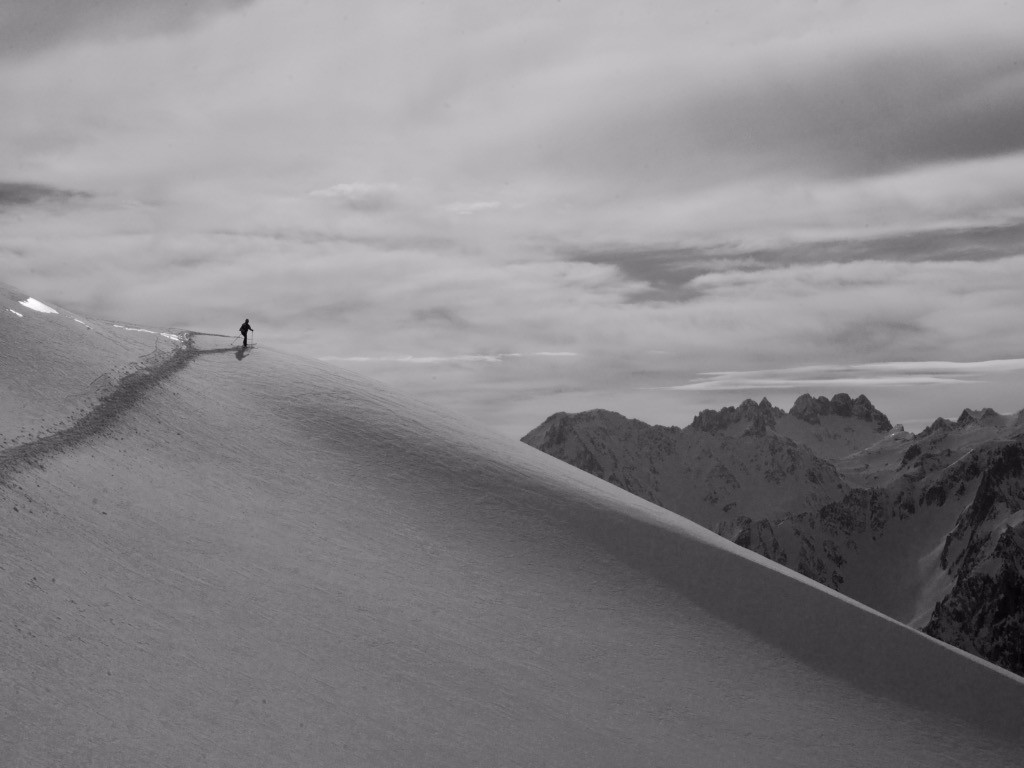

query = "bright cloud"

[675,377,964,392]
[308,183,402,211]
[445,201,502,216]
[671,359,1024,390]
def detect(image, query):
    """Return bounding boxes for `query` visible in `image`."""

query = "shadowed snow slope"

[1,290,1023,766]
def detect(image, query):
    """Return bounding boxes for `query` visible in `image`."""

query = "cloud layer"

[0,0,253,58]
[673,359,1024,391]
[2,0,1024,436]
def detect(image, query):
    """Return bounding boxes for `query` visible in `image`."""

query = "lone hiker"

[240,318,253,348]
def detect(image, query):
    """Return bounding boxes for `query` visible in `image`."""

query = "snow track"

[0,327,258,482]
[0,334,213,481]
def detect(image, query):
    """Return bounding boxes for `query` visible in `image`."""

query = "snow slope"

[0,282,182,445]
[2,287,1023,766]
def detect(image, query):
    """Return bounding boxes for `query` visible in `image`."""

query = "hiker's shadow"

[193,346,249,359]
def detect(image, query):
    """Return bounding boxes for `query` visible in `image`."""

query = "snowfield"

[1,283,1023,767]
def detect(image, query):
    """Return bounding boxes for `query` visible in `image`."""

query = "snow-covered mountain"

[523,397,1024,677]
[3,281,1024,767]
[522,394,892,528]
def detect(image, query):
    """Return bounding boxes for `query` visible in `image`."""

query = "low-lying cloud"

[669,359,1024,392]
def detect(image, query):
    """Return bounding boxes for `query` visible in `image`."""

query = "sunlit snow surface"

[0,282,185,443]
[1,291,1023,767]
[112,323,180,341]
[18,297,58,313]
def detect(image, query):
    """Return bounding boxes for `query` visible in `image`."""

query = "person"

[240,318,253,347]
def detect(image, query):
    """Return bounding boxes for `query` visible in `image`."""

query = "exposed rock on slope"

[924,442,1024,675]
[524,403,852,528]
[790,393,892,430]
[523,395,1024,677]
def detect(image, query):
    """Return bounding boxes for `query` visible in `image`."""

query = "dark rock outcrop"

[790,393,892,431]
[691,397,783,435]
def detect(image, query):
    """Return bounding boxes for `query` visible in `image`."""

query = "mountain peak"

[790,393,892,431]
[691,397,783,435]
[919,408,1008,437]
[957,407,1001,427]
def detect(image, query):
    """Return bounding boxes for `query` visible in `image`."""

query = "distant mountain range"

[523,395,1024,676]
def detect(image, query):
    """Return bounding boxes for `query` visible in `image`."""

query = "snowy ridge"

[2,286,1024,766]
[0,338,195,480]
[0,281,186,448]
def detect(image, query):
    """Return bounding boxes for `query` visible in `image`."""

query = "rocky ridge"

[523,395,1024,676]
[524,404,850,528]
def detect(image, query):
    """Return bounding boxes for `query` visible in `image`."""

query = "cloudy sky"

[3,0,1024,437]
